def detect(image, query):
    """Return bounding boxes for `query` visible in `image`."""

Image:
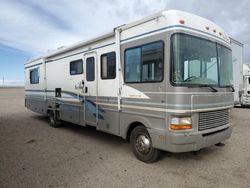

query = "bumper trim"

[164,126,232,153]
[202,127,229,137]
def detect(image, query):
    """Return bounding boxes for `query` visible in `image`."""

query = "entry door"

[84,53,98,125]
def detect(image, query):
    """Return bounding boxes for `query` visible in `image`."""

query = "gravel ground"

[0,88,250,188]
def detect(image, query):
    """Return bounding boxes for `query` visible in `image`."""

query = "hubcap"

[135,134,151,155]
[50,114,54,124]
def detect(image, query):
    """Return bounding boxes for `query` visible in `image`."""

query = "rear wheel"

[49,111,61,128]
[130,125,160,163]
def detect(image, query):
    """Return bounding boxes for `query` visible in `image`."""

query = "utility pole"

[2,76,4,87]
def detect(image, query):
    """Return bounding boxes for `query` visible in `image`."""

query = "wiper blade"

[188,85,218,92]
[222,85,235,92]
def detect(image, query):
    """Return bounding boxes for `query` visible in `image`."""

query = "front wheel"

[130,126,160,163]
[49,111,61,128]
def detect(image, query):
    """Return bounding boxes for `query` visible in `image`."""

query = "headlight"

[170,117,192,130]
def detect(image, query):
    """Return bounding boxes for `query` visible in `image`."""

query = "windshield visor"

[171,33,232,86]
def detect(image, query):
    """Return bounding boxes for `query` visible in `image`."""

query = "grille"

[198,110,229,131]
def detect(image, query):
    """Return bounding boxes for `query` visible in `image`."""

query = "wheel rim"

[135,134,151,155]
[50,114,54,124]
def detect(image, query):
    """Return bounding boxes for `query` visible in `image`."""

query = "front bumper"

[241,95,250,106]
[149,124,232,153]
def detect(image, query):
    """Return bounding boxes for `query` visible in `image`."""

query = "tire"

[49,111,61,128]
[130,125,160,163]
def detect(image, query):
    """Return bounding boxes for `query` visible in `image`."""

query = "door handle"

[85,87,88,93]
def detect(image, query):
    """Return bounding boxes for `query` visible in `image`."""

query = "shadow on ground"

[32,114,221,162]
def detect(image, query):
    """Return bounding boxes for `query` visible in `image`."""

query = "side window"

[101,52,116,79]
[70,59,83,75]
[125,48,141,82]
[125,41,164,83]
[86,57,95,81]
[30,68,39,84]
[141,42,164,82]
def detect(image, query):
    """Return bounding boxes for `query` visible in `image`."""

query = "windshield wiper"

[188,84,218,92]
[221,85,235,92]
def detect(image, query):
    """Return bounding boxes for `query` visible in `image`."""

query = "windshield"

[171,33,233,87]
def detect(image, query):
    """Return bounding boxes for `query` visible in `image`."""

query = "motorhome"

[25,10,234,162]
[240,64,250,106]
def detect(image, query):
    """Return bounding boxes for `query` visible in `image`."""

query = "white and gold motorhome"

[25,10,234,162]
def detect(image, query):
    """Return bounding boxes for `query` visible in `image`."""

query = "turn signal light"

[170,124,192,130]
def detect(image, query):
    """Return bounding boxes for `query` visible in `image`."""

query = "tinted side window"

[70,59,83,75]
[141,42,163,82]
[86,57,95,81]
[30,68,39,84]
[125,41,164,83]
[101,52,116,79]
[125,48,141,82]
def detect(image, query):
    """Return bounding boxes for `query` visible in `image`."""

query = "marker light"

[219,32,222,36]
[213,29,216,33]
[205,26,210,30]
[170,124,192,130]
[179,20,185,24]
[170,117,192,130]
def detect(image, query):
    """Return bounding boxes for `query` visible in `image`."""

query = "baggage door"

[84,52,98,125]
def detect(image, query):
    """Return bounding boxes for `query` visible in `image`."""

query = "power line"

[2,76,4,86]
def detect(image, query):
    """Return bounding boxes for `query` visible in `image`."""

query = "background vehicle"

[230,38,243,105]
[240,64,250,106]
[25,10,234,162]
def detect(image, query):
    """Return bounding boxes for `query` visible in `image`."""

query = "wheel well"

[47,104,60,117]
[46,106,52,116]
[126,121,145,142]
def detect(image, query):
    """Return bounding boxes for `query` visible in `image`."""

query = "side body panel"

[119,32,168,150]
[25,59,46,115]
[31,36,121,135]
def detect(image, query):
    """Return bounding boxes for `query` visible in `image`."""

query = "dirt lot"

[0,88,250,188]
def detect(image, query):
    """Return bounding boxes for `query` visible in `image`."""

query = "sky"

[0,0,249,86]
